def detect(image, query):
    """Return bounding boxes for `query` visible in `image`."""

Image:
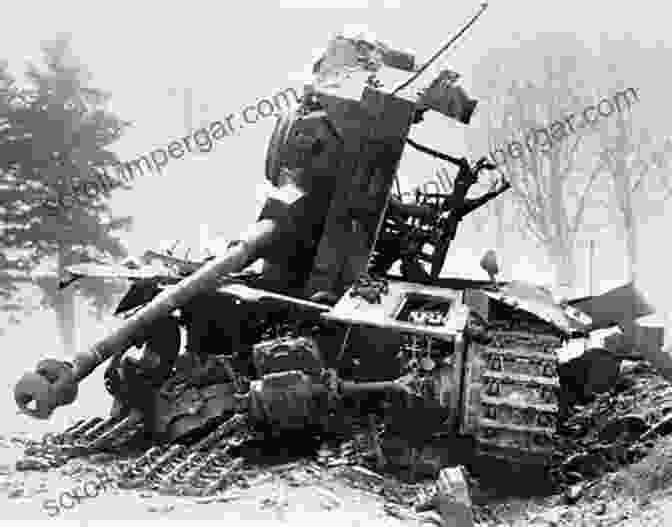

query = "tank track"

[117,413,249,496]
[16,413,252,497]
[16,413,144,471]
[462,330,561,464]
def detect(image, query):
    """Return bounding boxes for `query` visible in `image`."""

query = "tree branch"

[572,159,604,234]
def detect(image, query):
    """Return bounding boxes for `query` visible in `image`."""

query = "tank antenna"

[392,2,489,96]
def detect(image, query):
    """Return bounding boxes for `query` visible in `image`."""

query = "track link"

[17,414,143,470]
[463,331,561,463]
[117,413,249,496]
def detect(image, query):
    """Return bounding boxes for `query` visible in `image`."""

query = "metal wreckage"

[13,27,671,497]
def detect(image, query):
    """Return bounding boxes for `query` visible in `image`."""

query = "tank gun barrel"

[14,219,281,419]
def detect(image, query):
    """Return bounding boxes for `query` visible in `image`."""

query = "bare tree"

[467,33,607,292]
[591,35,672,282]
[593,115,671,282]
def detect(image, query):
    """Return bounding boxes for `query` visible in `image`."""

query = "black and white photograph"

[1,1,671,524]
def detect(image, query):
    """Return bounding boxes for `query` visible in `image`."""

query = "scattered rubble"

[551,362,672,486]
[414,466,474,526]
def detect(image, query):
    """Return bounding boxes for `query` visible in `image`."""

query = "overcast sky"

[2,0,671,340]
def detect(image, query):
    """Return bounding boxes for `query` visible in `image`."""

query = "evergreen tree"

[1,35,132,352]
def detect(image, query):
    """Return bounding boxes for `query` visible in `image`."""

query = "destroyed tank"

[13,32,668,494]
